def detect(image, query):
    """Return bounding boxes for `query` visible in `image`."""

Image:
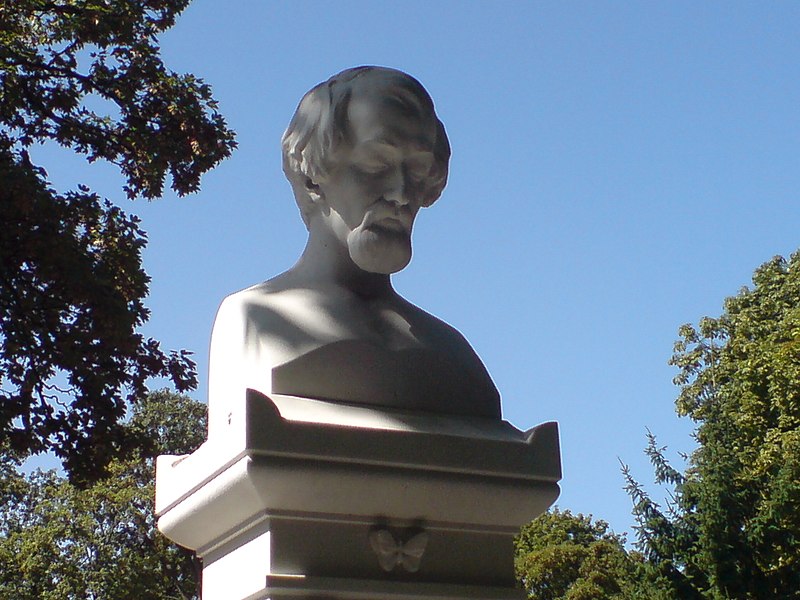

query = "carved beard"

[347,224,412,274]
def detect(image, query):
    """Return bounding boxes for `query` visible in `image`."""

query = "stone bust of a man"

[207,67,500,440]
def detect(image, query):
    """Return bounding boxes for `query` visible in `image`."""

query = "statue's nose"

[383,168,411,207]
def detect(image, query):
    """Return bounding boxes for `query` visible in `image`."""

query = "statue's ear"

[304,177,324,204]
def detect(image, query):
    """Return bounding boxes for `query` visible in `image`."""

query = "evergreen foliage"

[625,253,800,599]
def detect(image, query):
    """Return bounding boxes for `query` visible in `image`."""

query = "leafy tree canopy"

[0,390,207,600]
[0,0,235,483]
[626,252,800,599]
[515,508,658,600]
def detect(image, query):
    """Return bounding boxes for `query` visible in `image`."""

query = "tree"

[514,508,657,600]
[625,252,800,599]
[0,0,236,482]
[0,390,207,600]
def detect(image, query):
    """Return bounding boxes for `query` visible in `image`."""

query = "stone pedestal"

[156,391,561,600]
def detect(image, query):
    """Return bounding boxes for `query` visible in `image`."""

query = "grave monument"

[155,66,562,600]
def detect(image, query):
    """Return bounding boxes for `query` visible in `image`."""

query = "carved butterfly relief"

[368,529,429,573]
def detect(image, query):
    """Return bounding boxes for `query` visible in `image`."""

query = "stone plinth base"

[156,391,561,600]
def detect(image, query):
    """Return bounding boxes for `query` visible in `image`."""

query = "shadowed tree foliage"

[0,390,207,600]
[515,508,660,600]
[625,252,800,599]
[0,0,235,482]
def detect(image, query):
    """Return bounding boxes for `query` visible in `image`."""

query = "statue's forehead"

[350,138,435,158]
[346,93,434,142]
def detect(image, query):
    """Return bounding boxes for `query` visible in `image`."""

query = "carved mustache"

[362,200,413,232]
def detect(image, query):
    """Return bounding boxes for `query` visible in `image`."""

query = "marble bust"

[207,67,500,440]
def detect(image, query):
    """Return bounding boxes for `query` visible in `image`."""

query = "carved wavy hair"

[282,66,451,227]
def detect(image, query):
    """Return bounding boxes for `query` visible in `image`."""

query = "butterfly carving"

[368,529,429,573]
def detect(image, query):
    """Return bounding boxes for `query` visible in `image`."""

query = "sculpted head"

[282,67,451,274]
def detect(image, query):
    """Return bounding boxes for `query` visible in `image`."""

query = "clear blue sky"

[35,1,800,540]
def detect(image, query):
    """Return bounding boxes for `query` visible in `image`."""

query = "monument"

[156,67,561,600]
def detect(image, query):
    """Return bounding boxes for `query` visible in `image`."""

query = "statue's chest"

[270,339,499,418]
[243,292,501,418]
[295,296,423,349]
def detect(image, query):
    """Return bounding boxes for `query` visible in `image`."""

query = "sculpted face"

[316,88,438,274]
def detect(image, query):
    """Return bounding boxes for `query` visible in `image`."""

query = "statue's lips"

[370,216,408,233]
[363,205,412,233]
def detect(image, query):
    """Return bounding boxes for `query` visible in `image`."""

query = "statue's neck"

[286,230,394,299]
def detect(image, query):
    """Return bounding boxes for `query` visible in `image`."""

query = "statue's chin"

[348,227,411,274]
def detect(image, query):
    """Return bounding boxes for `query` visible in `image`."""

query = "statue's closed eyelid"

[352,161,390,176]
[405,157,433,180]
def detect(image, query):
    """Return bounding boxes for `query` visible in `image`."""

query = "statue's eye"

[406,166,428,183]
[405,153,434,182]
[405,158,432,182]
[353,160,389,176]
